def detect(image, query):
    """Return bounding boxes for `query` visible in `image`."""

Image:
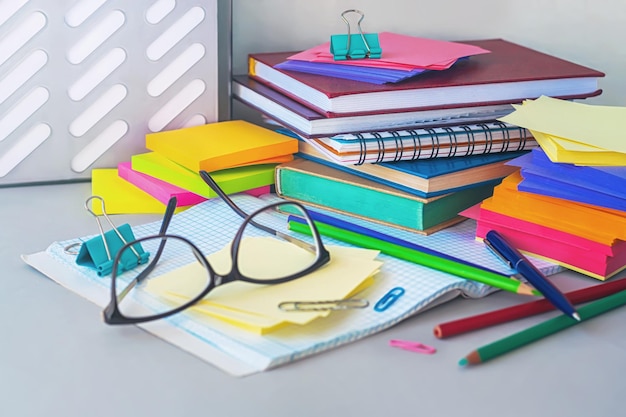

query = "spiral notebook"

[301,122,537,164]
[22,194,561,376]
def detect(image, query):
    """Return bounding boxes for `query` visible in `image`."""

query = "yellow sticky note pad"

[145,120,299,172]
[500,96,626,163]
[146,237,382,334]
[530,130,626,166]
[91,169,191,215]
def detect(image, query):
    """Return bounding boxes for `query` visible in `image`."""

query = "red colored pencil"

[434,277,626,339]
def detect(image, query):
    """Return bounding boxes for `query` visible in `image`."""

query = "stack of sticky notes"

[91,120,299,214]
[463,97,626,280]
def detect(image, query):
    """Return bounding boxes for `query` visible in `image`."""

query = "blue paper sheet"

[275,59,426,84]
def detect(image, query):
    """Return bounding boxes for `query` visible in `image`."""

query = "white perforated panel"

[0,0,228,185]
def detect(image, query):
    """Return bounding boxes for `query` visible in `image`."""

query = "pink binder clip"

[389,339,437,354]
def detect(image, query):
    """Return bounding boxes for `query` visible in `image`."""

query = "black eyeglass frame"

[103,171,331,325]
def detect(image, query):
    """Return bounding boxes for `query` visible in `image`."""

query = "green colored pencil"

[459,289,626,366]
[288,220,539,297]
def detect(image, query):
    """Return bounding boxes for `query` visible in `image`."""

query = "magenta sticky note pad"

[118,162,207,207]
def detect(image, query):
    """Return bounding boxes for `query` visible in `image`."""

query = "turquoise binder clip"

[330,9,382,61]
[76,196,149,277]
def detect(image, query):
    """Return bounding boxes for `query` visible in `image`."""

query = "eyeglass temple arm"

[199,170,276,235]
[199,170,320,254]
[132,196,178,285]
[199,170,248,219]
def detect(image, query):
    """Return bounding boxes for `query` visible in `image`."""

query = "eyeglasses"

[102,170,331,325]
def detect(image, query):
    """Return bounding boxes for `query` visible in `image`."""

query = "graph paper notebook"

[22,194,561,376]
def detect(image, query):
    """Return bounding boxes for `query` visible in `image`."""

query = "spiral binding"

[345,122,531,165]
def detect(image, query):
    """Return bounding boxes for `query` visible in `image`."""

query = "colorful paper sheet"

[287,32,490,71]
[275,59,426,84]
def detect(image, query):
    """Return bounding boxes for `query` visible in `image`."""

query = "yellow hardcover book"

[131,152,277,198]
[144,120,298,172]
[91,169,191,215]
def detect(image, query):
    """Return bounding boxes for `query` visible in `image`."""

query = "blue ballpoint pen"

[484,230,581,321]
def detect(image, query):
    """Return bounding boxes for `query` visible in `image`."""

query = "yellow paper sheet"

[499,96,626,157]
[146,237,382,333]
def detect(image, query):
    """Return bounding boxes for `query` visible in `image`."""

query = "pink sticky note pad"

[118,162,272,206]
[118,162,207,207]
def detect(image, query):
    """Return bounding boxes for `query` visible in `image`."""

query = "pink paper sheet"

[288,32,490,71]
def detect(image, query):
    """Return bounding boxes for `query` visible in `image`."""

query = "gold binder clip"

[330,9,382,60]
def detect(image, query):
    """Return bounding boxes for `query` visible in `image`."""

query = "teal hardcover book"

[275,158,496,234]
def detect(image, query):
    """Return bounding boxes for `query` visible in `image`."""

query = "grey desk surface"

[2,182,625,417]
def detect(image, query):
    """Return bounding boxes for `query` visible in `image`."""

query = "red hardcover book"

[232,75,515,138]
[247,39,604,116]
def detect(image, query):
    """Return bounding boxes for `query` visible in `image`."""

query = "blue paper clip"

[374,287,405,312]
[75,196,149,276]
[330,9,382,61]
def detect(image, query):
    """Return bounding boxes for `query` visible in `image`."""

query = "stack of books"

[234,35,604,234]
[463,97,626,280]
[89,120,299,214]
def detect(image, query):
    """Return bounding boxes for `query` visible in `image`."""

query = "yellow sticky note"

[530,130,626,166]
[146,237,382,333]
[145,120,298,172]
[500,96,626,154]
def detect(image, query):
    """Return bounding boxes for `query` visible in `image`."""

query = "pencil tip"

[572,312,581,321]
[459,358,468,366]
